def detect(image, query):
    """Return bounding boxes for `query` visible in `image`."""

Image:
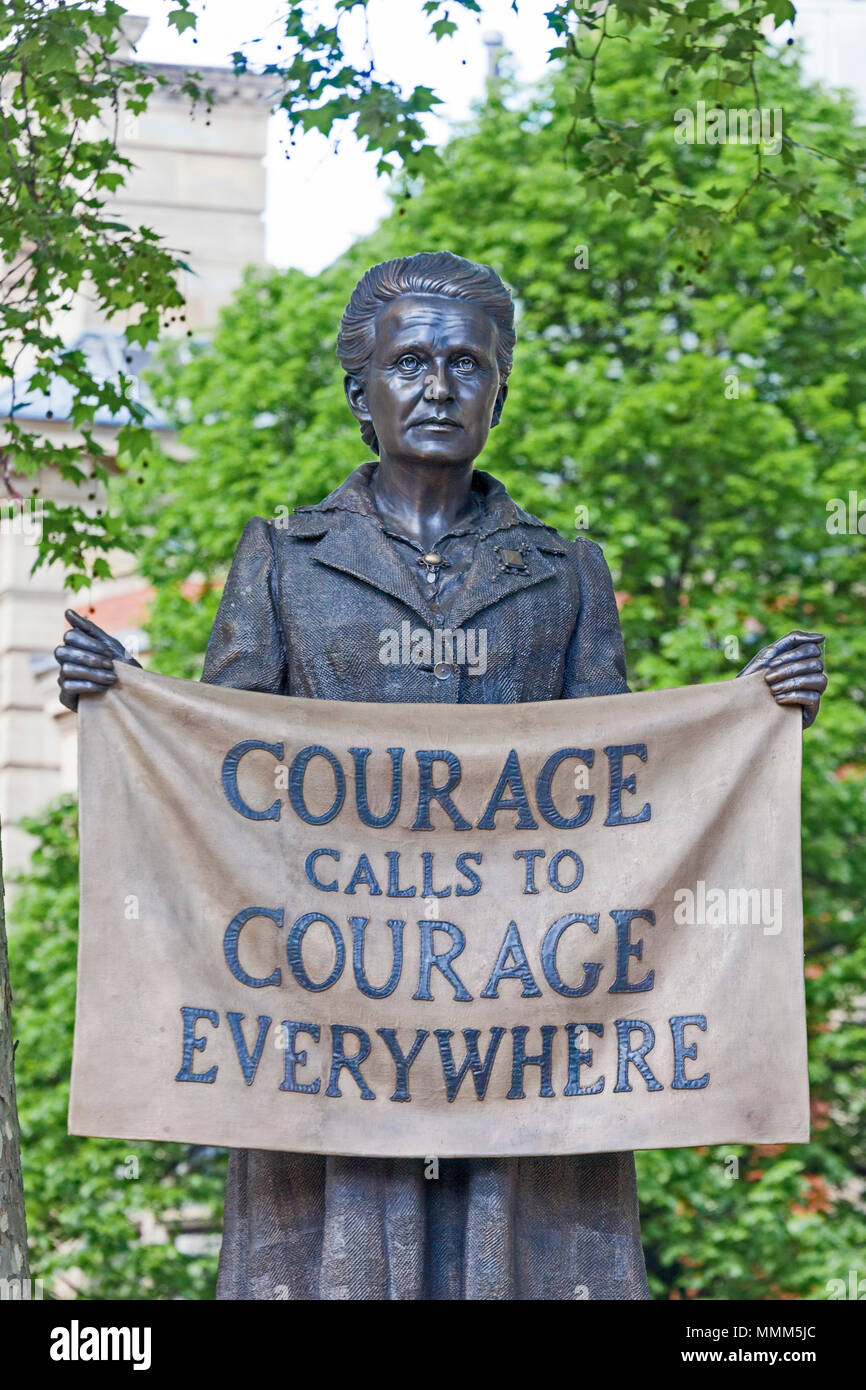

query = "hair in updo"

[337,250,516,454]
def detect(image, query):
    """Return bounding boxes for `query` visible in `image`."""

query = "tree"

[0,835,29,1293]
[9,800,225,1299]
[5,2,863,589]
[4,0,863,1299]
[0,0,199,1285]
[0,0,199,584]
[121,28,865,1297]
[228,1,862,288]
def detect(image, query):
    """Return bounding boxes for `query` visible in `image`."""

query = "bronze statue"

[57,251,827,1299]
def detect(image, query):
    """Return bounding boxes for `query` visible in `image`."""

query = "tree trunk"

[0,819,29,1288]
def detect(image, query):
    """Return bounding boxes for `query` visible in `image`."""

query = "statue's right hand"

[55,609,141,713]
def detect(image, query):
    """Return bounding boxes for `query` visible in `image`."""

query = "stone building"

[0,16,271,882]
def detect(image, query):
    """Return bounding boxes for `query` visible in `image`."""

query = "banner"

[70,665,809,1157]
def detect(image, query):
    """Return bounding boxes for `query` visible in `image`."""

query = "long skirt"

[215,1150,649,1300]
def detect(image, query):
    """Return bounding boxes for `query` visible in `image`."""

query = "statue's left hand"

[737,629,827,728]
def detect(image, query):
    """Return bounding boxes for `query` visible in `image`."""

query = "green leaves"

[6,0,859,594]
[10,799,225,1300]
[431,19,458,41]
[767,0,797,27]
[3,0,863,1302]
[39,40,75,74]
[167,8,197,34]
[550,1,862,276]
[1,1,193,586]
[132,28,864,1300]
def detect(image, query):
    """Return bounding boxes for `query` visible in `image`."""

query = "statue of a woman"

[56,251,827,1300]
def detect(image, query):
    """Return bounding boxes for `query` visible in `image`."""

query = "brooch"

[494,544,530,575]
[416,551,451,585]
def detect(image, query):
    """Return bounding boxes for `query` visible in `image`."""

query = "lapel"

[446,535,560,629]
[308,515,436,625]
[287,463,568,630]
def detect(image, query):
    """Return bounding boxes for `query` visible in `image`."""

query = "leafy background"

[10,25,865,1299]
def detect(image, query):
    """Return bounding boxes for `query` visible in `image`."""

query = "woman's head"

[338,251,516,459]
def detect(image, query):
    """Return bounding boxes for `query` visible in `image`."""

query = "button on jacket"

[202,462,648,1301]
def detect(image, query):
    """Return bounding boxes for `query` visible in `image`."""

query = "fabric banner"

[70,665,809,1157]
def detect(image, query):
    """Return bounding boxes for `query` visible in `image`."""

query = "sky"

[129,0,554,273]
[127,0,865,275]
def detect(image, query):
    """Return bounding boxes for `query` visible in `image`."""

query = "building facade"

[0,16,270,882]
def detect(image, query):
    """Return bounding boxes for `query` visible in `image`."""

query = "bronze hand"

[55,609,141,712]
[738,629,827,728]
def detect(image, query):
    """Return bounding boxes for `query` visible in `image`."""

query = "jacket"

[202,462,648,1300]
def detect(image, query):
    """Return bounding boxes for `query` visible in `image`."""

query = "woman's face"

[345,293,507,468]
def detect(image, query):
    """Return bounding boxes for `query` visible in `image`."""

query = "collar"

[282,462,570,627]
[293,461,545,540]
